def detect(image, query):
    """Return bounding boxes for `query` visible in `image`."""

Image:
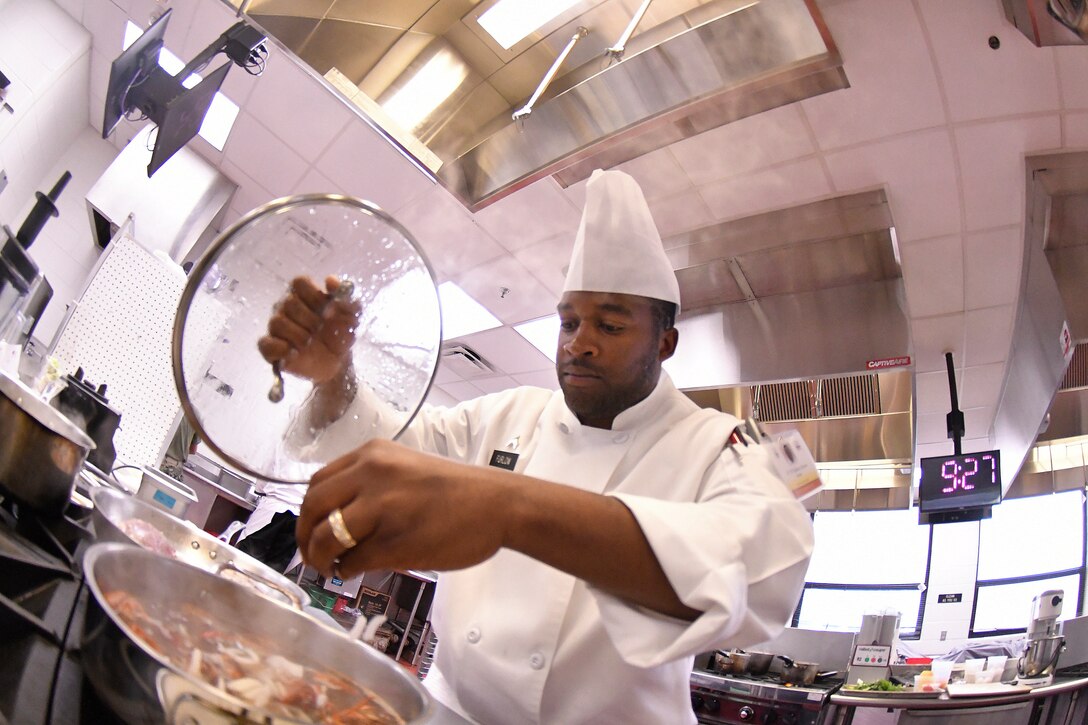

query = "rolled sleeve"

[595,445,814,667]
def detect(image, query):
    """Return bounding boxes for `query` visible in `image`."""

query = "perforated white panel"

[52,236,187,468]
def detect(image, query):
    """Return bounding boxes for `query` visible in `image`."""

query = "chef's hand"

[296,439,508,576]
[257,275,360,385]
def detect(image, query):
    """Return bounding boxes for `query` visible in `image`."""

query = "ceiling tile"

[1064,111,1088,148]
[559,176,588,212]
[671,104,815,187]
[424,385,459,407]
[954,116,1061,231]
[54,0,85,23]
[395,186,504,281]
[173,0,238,65]
[824,128,959,243]
[454,255,557,326]
[89,49,109,115]
[79,0,129,57]
[220,111,308,197]
[802,0,945,150]
[433,357,465,385]
[315,119,434,214]
[616,147,693,201]
[916,370,959,414]
[471,375,520,394]
[1056,47,1088,109]
[900,233,964,318]
[963,406,995,441]
[698,157,831,222]
[910,313,966,373]
[917,440,955,458]
[456,326,555,376]
[963,305,1014,366]
[511,232,574,297]
[512,369,560,391]
[472,177,581,252]
[436,380,486,402]
[916,410,949,444]
[221,163,276,224]
[291,167,336,196]
[961,362,1006,410]
[648,190,714,238]
[963,226,1022,310]
[241,54,353,161]
[917,0,1060,122]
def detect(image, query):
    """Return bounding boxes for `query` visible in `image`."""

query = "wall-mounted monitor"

[918,449,1002,523]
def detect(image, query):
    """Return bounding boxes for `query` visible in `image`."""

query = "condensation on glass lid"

[172,194,442,483]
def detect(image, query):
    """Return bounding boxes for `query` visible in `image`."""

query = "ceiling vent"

[753,373,882,422]
[440,343,495,379]
[1060,342,1088,390]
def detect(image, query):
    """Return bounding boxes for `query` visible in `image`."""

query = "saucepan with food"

[90,486,305,607]
[776,656,838,686]
[82,542,432,724]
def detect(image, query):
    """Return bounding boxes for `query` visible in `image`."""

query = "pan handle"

[777,654,796,668]
[217,560,304,610]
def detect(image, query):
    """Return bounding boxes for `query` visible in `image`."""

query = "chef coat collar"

[558,371,677,434]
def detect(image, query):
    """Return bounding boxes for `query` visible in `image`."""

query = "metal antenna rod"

[945,351,965,455]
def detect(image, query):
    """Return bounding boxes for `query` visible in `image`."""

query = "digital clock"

[918,450,1002,513]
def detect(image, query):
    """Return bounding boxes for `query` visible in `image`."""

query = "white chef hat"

[562,169,681,311]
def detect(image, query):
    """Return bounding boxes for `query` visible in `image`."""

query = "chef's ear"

[658,327,678,362]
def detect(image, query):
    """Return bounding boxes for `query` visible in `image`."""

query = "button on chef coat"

[295,372,814,724]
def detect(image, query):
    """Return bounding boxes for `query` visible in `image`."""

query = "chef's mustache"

[559,360,602,376]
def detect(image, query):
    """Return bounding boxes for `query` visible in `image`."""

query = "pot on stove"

[777,655,821,686]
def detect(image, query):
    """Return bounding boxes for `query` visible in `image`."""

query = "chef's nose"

[564,328,597,356]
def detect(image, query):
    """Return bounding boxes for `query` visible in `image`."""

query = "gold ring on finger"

[328,508,358,550]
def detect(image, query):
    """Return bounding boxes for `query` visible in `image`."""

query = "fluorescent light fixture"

[439,282,502,339]
[514,313,560,362]
[123,21,238,151]
[382,48,469,133]
[477,0,584,50]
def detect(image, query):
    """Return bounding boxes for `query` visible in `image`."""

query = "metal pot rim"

[0,370,95,448]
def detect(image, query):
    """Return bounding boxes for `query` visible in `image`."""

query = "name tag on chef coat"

[765,429,822,501]
[488,450,519,470]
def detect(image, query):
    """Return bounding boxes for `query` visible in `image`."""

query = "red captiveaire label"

[866,356,912,370]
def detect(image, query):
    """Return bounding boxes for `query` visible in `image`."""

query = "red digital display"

[918,450,1002,513]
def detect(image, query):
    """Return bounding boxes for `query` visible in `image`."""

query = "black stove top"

[0,495,115,724]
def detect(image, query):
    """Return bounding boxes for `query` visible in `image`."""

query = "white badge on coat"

[765,429,822,500]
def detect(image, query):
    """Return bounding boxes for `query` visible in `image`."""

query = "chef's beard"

[557,347,661,427]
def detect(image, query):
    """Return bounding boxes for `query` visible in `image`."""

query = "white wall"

[918,521,982,653]
[0,0,119,344]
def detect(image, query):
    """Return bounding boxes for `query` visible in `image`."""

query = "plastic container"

[135,466,198,518]
[931,660,953,687]
[962,658,985,683]
[985,655,1008,683]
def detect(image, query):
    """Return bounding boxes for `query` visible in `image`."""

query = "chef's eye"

[601,323,623,333]
[559,319,578,331]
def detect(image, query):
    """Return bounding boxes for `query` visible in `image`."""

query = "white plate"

[946,682,1031,697]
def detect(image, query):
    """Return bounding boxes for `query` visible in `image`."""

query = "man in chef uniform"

[259,169,815,724]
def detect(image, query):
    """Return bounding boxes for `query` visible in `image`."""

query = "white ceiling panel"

[802,0,945,150]
[510,232,574,297]
[291,167,336,196]
[1061,111,1088,147]
[670,104,816,187]
[963,226,1022,310]
[78,0,129,54]
[964,304,1015,366]
[512,369,561,391]
[424,384,459,408]
[172,0,238,66]
[88,49,109,114]
[963,406,995,441]
[473,177,581,252]
[220,111,308,197]
[915,370,960,414]
[823,128,960,243]
[221,162,275,225]
[457,326,555,375]
[911,313,967,374]
[395,186,505,281]
[54,0,84,23]
[698,157,831,222]
[616,147,693,200]
[314,121,433,214]
[918,0,1060,123]
[961,362,1006,410]
[454,255,557,326]
[647,189,715,238]
[471,375,520,394]
[916,440,956,459]
[242,55,353,162]
[954,115,1061,231]
[916,410,950,444]
[1055,47,1088,109]
[437,380,487,402]
[900,233,965,318]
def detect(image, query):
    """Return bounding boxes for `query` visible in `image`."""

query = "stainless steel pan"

[82,542,432,724]
[0,370,94,514]
[91,486,305,607]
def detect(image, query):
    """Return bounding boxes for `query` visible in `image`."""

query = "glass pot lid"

[172,194,442,483]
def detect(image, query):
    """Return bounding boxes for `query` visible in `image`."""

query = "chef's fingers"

[307,499,376,576]
[296,464,362,553]
[290,276,329,312]
[280,294,322,333]
[308,450,361,489]
[257,335,290,364]
[267,314,313,349]
[324,275,362,320]
[297,483,374,573]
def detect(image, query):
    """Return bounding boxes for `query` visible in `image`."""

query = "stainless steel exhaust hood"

[1002,0,1088,46]
[234,0,846,210]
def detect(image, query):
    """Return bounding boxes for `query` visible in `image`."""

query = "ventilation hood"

[234,0,846,210]
[1002,0,1088,46]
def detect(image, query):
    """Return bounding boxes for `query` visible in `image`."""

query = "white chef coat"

[301,372,814,724]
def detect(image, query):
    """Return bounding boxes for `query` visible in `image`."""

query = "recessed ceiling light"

[514,313,560,362]
[477,0,584,50]
[382,48,469,133]
[439,281,502,339]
